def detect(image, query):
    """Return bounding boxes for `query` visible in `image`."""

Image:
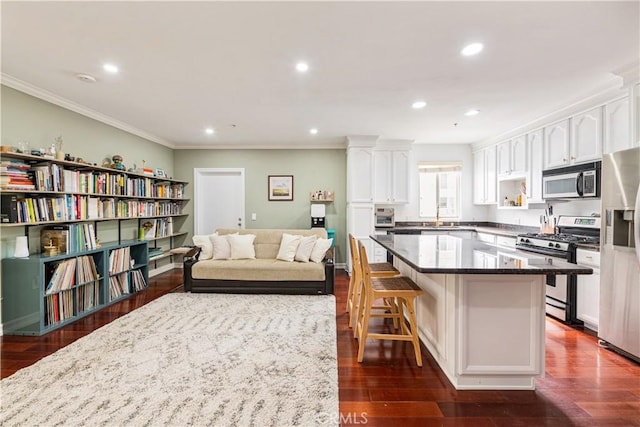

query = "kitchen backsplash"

[491,199,601,227]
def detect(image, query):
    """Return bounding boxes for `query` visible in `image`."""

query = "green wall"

[174,149,347,264]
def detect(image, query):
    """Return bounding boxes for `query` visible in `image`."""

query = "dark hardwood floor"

[2,269,639,426]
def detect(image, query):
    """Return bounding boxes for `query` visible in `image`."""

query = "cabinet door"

[577,269,600,330]
[544,119,570,169]
[373,150,391,203]
[348,147,374,202]
[347,204,374,238]
[527,129,544,202]
[571,107,603,164]
[511,135,527,175]
[391,151,410,203]
[605,97,631,154]
[485,145,497,204]
[496,141,511,176]
[473,150,486,204]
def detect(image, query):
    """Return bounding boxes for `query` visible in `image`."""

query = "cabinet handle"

[563,158,567,162]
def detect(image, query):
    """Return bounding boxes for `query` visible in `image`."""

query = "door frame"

[193,168,245,234]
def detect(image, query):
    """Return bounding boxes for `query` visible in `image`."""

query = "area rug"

[1,293,338,426]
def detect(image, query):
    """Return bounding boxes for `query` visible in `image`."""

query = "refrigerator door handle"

[635,183,640,264]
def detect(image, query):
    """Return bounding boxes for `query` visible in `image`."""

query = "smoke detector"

[76,73,97,83]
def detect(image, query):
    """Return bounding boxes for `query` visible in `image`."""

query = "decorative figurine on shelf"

[111,154,126,170]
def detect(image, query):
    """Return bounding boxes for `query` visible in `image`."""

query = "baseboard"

[335,263,346,270]
[149,262,181,278]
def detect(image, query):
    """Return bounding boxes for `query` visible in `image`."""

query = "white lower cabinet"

[576,248,600,331]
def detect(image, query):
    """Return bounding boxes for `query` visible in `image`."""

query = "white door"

[194,168,245,235]
[571,106,603,164]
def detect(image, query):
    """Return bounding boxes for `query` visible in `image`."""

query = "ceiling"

[2,1,638,149]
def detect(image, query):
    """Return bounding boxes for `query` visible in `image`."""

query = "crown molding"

[176,142,347,150]
[472,81,628,150]
[1,74,175,149]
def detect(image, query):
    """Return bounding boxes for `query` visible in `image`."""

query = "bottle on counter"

[503,197,509,206]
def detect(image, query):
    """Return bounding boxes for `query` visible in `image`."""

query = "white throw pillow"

[277,233,302,262]
[309,238,333,263]
[228,234,256,259]
[192,234,214,260]
[210,233,236,260]
[294,235,318,263]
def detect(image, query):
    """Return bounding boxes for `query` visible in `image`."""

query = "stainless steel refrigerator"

[600,146,640,363]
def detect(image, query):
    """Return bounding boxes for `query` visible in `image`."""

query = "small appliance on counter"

[311,204,326,228]
[375,207,395,228]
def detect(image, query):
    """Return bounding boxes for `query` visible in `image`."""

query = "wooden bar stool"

[346,234,399,330]
[354,241,425,367]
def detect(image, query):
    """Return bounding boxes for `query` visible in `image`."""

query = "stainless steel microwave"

[542,161,601,199]
[375,208,395,227]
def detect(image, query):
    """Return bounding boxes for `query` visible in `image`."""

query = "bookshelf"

[0,151,189,276]
[1,240,148,335]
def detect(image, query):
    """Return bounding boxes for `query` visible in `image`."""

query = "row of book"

[45,290,74,326]
[44,255,100,294]
[130,269,148,292]
[1,194,183,224]
[0,160,35,190]
[76,282,100,313]
[13,161,185,198]
[142,217,174,240]
[109,246,133,274]
[41,224,98,254]
[109,274,130,299]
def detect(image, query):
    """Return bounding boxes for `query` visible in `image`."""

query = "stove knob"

[548,242,554,247]
[555,243,561,248]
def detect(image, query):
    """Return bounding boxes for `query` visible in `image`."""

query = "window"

[418,163,462,219]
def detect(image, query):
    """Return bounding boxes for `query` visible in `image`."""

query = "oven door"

[546,274,568,321]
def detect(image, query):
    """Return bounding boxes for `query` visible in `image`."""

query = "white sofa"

[183,228,335,294]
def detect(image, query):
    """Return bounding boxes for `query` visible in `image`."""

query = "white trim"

[149,262,181,278]
[1,73,175,149]
[177,142,347,150]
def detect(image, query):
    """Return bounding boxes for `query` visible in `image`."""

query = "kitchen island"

[371,233,592,390]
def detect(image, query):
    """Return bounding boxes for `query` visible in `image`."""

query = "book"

[41,226,69,254]
[1,195,19,223]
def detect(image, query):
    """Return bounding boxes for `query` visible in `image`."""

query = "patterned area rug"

[1,293,338,426]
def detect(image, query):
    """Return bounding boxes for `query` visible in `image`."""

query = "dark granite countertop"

[383,222,538,238]
[370,234,593,275]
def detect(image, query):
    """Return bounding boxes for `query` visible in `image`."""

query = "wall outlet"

[251,213,257,221]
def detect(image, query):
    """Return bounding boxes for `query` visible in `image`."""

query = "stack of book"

[0,160,34,190]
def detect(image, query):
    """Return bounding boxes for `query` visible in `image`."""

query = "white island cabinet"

[372,233,593,391]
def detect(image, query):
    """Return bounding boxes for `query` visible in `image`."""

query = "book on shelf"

[44,258,77,294]
[41,226,70,255]
[1,195,18,223]
[0,159,35,190]
[130,269,148,292]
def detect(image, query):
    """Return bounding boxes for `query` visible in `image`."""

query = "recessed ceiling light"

[296,62,309,73]
[412,101,427,109]
[465,109,480,116]
[205,128,215,135]
[461,43,484,56]
[309,128,318,135]
[76,73,97,83]
[103,63,119,73]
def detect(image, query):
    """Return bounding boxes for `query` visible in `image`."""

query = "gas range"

[516,216,600,258]
[516,215,601,325]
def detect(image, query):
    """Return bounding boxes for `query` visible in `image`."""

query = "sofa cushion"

[192,234,214,260]
[191,258,326,281]
[216,228,328,259]
[211,233,235,260]
[294,235,318,263]
[310,238,333,263]
[228,234,256,259]
[276,233,301,262]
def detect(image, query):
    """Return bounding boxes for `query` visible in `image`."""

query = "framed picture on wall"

[268,175,294,201]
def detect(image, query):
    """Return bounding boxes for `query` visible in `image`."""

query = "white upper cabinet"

[391,150,410,203]
[373,149,409,204]
[543,119,570,169]
[527,128,545,203]
[511,135,527,175]
[497,136,526,180]
[347,147,374,203]
[496,141,511,177]
[473,146,497,205]
[571,106,603,164]
[604,97,632,154]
